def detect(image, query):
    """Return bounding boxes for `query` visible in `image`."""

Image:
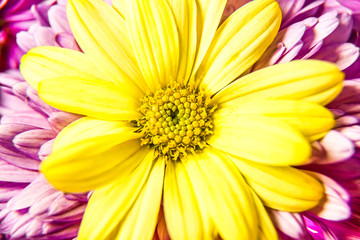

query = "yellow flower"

[20,0,344,239]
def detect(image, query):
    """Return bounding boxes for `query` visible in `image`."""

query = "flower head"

[20,0,344,239]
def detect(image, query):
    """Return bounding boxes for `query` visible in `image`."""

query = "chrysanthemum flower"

[20,0,345,239]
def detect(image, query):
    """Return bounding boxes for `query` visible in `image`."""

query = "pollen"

[137,82,216,160]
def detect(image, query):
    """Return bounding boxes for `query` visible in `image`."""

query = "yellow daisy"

[20,0,344,239]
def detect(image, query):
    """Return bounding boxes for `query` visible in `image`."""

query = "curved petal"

[249,189,278,240]
[77,149,154,240]
[164,160,212,240]
[212,60,344,106]
[38,76,141,121]
[191,0,227,74]
[41,118,142,192]
[127,0,179,91]
[209,113,311,166]
[197,0,281,95]
[115,157,165,240]
[216,100,335,141]
[167,0,197,84]
[112,0,127,18]
[227,154,324,212]
[20,46,109,90]
[67,0,146,95]
[183,148,258,240]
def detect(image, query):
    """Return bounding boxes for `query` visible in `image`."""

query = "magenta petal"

[324,13,353,45]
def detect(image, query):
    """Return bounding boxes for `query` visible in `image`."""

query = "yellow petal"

[127,0,179,91]
[216,100,335,141]
[41,118,142,192]
[38,76,141,121]
[209,113,311,166]
[67,0,146,96]
[112,0,127,18]
[20,46,109,90]
[228,154,324,212]
[197,0,281,95]
[183,148,258,240]
[167,0,197,84]
[249,189,278,240]
[78,148,153,240]
[164,160,212,240]
[213,60,344,106]
[116,157,165,240]
[191,0,227,74]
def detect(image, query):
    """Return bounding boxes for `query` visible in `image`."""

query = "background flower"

[0,0,54,71]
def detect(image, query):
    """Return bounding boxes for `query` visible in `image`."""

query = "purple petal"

[28,189,61,217]
[48,194,82,216]
[311,43,359,70]
[16,30,37,52]
[47,111,81,132]
[38,139,54,161]
[324,13,353,44]
[0,160,38,183]
[55,32,80,50]
[48,5,70,33]
[6,175,53,210]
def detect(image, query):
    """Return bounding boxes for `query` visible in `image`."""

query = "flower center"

[137,82,216,160]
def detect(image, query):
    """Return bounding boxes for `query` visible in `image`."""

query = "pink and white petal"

[306,172,351,221]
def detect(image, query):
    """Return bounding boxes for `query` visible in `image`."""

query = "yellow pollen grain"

[137,82,216,160]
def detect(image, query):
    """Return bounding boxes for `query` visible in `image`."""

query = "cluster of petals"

[0,0,358,239]
[14,0,348,239]
[0,1,87,239]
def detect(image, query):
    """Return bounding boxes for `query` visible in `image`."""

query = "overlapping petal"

[215,100,335,141]
[127,0,179,90]
[164,160,212,240]
[115,157,165,240]
[78,148,153,239]
[38,76,141,121]
[192,0,227,74]
[67,0,146,95]
[227,154,324,212]
[183,148,258,239]
[41,118,142,192]
[209,113,311,166]
[197,0,281,95]
[212,60,344,106]
[167,0,197,84]
[20,46,109,90]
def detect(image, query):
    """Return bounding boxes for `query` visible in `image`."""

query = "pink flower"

[0,0,54,71]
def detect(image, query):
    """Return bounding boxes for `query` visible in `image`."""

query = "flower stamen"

[137,82,216,160]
